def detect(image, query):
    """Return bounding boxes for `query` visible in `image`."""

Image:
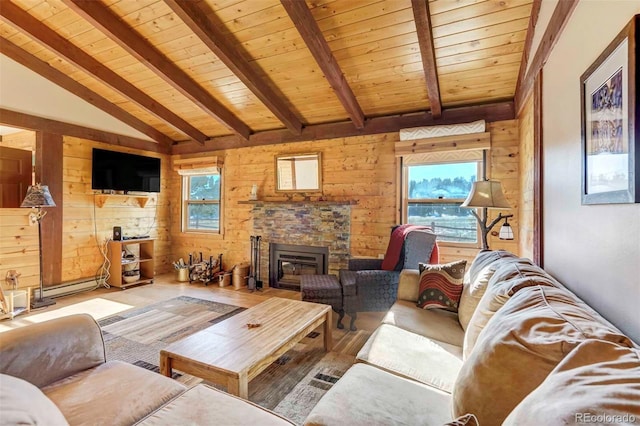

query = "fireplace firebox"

[269,243,328,290]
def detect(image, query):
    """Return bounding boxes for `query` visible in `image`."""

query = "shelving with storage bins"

[107,239,154,288]
[95,194,152,208]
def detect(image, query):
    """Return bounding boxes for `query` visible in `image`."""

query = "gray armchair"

[339,229,438,318]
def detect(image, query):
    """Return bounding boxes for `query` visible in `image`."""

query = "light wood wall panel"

[59,137,172,283]
[518,92,535,260]
[1,121,520,292]
[486,119,520,255]
[0,131,37,291]
[2,133,168,288]
[170,120,521,278]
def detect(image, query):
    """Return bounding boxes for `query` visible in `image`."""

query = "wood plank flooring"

[0,273,385,342]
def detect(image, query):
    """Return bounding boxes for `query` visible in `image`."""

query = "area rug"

[98,296,370,425]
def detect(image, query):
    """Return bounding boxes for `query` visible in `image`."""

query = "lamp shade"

[461,180,511,209]
[20,184,56,208]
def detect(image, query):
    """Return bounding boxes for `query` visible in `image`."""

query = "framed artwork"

[580,15,639,204]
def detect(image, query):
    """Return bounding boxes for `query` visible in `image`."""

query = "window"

[403,161,480,244]
[182,172,221,233]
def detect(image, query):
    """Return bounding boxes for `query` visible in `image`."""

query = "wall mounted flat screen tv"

[92,148,161,193]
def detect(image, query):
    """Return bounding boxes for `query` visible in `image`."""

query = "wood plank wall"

[61,137,172,283]
[170,133,398,271]
[171,119,520,275]
[0,120,520,292]
[518,93,535,260]
[0,131,38,290]
[1,135,171,291]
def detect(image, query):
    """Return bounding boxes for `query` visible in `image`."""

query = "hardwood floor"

[0,273,386,340]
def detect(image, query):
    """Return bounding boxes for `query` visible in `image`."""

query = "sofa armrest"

[397,269,420,302]
[348,258,383,271]
[0,314,106,388]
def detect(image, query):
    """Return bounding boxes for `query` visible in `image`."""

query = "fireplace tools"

[248,235,262,292]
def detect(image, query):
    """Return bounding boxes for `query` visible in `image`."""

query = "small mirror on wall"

[275,153,322,192]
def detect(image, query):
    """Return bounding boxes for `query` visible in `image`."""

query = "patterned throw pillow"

[417,260,467,311]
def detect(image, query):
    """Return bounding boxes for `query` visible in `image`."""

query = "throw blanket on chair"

[381,224,439,271]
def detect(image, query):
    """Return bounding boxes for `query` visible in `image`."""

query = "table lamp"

[461,180,513,250]
[21,183,57,309]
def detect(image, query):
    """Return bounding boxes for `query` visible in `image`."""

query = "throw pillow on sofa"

[417,260,467,312]
[503,339,640,425]
[0,374,69,426]
[452,285,634,425]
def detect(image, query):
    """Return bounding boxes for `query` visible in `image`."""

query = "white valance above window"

[172,156,223,176]
[394,132,490,157]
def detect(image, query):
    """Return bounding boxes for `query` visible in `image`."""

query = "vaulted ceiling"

[0,0,538,152]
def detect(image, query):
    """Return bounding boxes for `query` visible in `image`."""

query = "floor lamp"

[21,184,57,309]
[461,180,513,250]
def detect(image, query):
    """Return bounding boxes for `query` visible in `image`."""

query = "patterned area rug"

[98,296,370,425]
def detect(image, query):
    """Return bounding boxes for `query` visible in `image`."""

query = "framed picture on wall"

[580,14,639,205]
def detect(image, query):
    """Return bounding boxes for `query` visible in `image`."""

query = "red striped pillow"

[417,260,467,311]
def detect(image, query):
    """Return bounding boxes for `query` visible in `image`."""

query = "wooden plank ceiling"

[0,0,534,151]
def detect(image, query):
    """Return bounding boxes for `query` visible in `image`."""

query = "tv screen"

[92,148,161,193]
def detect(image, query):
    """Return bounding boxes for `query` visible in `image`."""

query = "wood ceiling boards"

[0,0,536,152]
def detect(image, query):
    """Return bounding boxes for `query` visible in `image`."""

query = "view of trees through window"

[407,162,478,243]
[186,174,220,231]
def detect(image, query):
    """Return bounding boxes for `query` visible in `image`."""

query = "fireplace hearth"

[269,243,328,290]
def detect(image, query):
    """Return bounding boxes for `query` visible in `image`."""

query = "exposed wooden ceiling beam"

[515,0,578,114]
[411,0,442,119]
[0,36,174,147]
[173,101,515,154]
[0,1,208,144]
[0,108,169,154]
[514,0,542,108]
[280,0,365,130]
[64,0,250,142]
[163,0,303,135]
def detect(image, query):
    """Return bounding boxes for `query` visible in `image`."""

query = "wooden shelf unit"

[107,239,154,288]
[95,194,151,208]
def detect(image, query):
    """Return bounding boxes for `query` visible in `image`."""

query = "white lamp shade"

[499,222,514,240]
[461,180,511,209]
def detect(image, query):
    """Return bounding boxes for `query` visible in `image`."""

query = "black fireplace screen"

[269,244,328,290]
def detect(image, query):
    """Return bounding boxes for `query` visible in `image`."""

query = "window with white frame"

[182,172,221,233]
[403,160,481,244]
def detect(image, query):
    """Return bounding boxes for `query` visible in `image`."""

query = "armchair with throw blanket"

[340,225,438,315]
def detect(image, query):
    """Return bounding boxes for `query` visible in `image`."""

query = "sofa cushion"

[356,324,463,392]
[43,361,185,426]
[462,262,558,359]
[417,260,467,312]
[452,285,634,425]
[382,299,464,347]
[503,340,640,426]
[304,363,453,426]
[457,250,519,330]
[136,384,294,425]
[0,374,69,426]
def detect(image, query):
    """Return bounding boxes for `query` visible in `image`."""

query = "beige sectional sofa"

[0,314,294,426]
[305,250,640,425]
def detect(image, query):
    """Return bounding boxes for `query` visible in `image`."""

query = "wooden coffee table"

[160,297,332,399]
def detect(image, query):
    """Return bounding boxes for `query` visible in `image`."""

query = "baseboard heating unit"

[34,278,102,300]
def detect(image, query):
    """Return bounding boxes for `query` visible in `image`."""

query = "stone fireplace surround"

[249,201,352,288]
